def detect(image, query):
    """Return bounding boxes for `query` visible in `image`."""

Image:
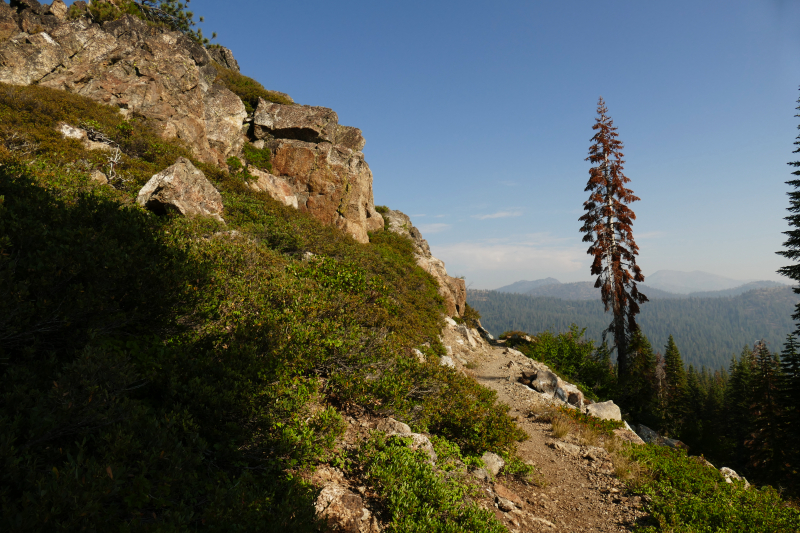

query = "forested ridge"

[468,287,798,369]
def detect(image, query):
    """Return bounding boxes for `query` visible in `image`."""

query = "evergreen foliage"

[74,0,216,44]
[579,97,647,381]
[780,334,800,482]
[661,336,688,437]
[777,88,800,327]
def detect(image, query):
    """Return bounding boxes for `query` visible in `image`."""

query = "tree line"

[468,286,798,369]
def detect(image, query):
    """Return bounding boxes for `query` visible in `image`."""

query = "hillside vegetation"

[469,288,798,368]
[0,83,525,531]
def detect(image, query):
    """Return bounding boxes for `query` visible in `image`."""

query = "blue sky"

[81,1,800,288]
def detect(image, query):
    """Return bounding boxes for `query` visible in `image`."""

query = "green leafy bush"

[242,142,273,172]
[214,63,293,113]
[626,445,800,532]
[358,434,505,533]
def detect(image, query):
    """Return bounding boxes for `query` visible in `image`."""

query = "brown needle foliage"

[579,97,648,382]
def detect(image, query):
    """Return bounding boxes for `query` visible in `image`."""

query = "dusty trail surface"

[442,323,645,533]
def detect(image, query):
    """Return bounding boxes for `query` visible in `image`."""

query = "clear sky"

[82,1,800,289]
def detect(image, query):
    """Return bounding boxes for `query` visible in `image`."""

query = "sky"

[79,0,800,289]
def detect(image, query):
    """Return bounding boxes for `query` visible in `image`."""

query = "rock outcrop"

[137,157,224,222]
[0,2,383,244]
[382,209,466,316]
[312,467,380,533]
[0,5,246,167]
[251,98,383,243]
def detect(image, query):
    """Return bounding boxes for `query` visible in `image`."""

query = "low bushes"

[0,83,526,530]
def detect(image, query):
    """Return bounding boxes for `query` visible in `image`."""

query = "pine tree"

[777,88,800,325]
[662,335,688,437]
[725,345,757,469]
[579,97,648,383]
[682,365,704,451]
[780,334,800,485]
[624,330,658,426]
[746,341,784,480]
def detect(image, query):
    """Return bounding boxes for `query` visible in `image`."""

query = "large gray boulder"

[523,366,584,408]
[585,400,622,421]
[253,99,339,144]
[137,158,224,222]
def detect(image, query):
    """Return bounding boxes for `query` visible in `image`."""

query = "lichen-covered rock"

[254,98,339,144]
[314,482,380,533]
[0,9,244,166]
[267,137,383,243]
[382,209,466,316]
[247,166,298,208]
[0,2,385,245]
[207,45,239,72]
[585,400,622,421]
[137,157,223,222]
[482,452,505,476]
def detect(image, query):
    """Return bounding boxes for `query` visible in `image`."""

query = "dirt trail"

[442,323,645,532]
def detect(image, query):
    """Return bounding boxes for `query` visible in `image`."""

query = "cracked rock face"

[264,131,383,244]
[0,7,245,167]
[0,2,384,245]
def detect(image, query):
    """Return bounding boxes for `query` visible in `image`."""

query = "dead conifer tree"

[579,97,648,382]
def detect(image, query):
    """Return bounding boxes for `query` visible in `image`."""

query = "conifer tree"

[624,330,658,426]
[662,335,688,436]
[746,342,784,480]
[780,334,800,483]
[682,365,704,450]
[579,97,648,382]
[778,88,800,325]
[725,345,757,468]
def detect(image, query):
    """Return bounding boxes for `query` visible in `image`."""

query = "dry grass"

[551,415,572,439]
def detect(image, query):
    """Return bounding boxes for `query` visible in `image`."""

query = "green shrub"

[357,434,506,533]
[625,445,800,532]
[227,155,244,173]
[214,63,293,113]
[454,302,481,329]
[242,142,272,172]
[0,83,528,530]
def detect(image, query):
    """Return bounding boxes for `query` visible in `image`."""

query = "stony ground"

[313,322,651,532]
[442,322,647,533]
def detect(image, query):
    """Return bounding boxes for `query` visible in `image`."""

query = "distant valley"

[473,272,797,369]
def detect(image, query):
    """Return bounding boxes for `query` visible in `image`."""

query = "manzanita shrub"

[0,84,526,530]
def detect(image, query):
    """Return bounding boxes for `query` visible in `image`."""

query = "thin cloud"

[472,210,523,220]
[417,223,451,234]
[433,240,586,273]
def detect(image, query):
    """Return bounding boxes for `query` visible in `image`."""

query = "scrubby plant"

[242,142,272,172]
[357,434,506,533]
[625,445,800,532]
[214,63,294,113]
[0,82,528,530]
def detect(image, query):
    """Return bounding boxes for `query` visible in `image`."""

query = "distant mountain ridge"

[494,271,788,300]
[468,286,799,369]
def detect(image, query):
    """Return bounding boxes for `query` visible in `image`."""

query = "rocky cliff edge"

[0,0,383,243]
